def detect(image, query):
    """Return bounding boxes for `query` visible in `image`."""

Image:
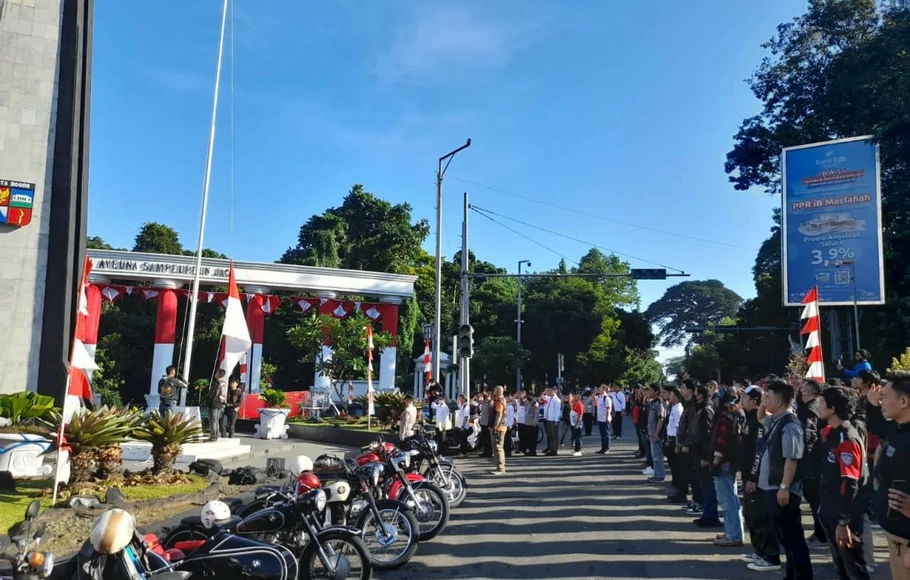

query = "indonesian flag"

[423,339,432,382]
[219,264,252,376]
[366,325,375,416]
[64,256,98,420]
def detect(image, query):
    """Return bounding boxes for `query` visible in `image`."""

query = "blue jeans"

[650,439,665,480]
[695,457,719,520]
[571,425,583,452]
[714,467,743,540]
[597,421,612,451]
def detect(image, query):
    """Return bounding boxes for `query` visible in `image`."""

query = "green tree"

[619,348,664,385]
[471,336,531,390]
[133,222,184,255]
[645,280,743,348]
[87,236,120,250]
[724,0,910,367]
[287,312,392,406]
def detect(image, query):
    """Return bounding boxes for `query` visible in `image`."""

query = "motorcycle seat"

[179,514,242,531]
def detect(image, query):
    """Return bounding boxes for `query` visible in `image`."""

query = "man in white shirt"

[454,395,471,455]
[431,395,450,446]
[664,386,686,502]
[515,393,527,454]
[610,385,627,439]
[595,384,613,454]
[543,388,562,456]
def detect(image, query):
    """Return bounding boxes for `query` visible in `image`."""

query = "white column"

[379,346,397,390]
[249,343,264,394]
[314,291,336,390]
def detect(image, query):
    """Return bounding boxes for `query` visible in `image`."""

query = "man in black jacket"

[799,379,827,548]
[871,372,910,580]
[742,386,782,572]
[817,386,870,580]
[687,385,720,526]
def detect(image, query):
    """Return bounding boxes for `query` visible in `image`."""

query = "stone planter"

[0,433,54,478]
[286,423,401,449]
[255,408,290,440]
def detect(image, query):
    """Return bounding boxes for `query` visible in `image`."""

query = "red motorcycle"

[356,443,449,542]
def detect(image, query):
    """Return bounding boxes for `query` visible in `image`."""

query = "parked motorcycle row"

[44,426,466,579]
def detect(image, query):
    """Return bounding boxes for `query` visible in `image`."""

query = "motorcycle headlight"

[427,440,438,453]
[315,489,327,513]
[402,454,411,469]
[27,551,54,578]
[364,464,380,487]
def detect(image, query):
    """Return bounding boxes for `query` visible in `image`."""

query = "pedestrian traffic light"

[630,268,667,280]
[458,324,474,358]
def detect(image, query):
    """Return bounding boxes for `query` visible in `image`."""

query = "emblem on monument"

[0,180,35,227]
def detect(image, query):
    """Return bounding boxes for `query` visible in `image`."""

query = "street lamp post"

[515,260,531,392]
[838,260,861,350]
[434,139,472,381]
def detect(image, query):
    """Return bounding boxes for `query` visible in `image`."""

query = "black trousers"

[522,424,538,455]
[480,426,492,456]
[766,491,814,580]
[613,413,623,437]
[582,413,594,436]
[820,517,869,580]
[803,478,827,542]
[743,488,781,565]
[220,407,238,437]
[674,448,693,500]
[665,438,683,497]
[545,421,559,453]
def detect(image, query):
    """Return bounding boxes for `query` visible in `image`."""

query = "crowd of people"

[413,355,910,580]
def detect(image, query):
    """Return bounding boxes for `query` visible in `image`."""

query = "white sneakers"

[642,467,655,476]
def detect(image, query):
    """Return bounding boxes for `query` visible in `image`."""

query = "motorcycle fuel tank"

[176,532,298,580]
[236,508,286,535]
[323,480,352,502]
[355,453,381,466]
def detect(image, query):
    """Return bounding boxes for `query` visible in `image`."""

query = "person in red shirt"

[818,386,870,580]
[570,393,585,456]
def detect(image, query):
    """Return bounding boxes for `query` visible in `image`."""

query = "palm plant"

[43,406,136,483]
[133,412,204,475]
[96,409,142,480]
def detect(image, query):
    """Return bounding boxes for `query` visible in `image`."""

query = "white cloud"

[374,5,541,84]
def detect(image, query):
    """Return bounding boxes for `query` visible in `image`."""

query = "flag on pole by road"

[366,324,375,417]
[54,256,99,499]
[219,264,252,376]
[800,286,825,382]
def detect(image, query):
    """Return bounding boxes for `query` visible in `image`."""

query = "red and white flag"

[800,286,825,382]
[423,339,432,383]
[219,264,252,376]
[366,325,375,417]
[63,256,98,421]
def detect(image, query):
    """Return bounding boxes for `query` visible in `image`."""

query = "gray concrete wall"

[0,0,64,394]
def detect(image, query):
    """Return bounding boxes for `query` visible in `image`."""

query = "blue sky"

[88,1,804,361]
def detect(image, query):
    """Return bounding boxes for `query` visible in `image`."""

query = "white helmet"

[289,455,314,476]
[200,501,231,529]
[90,509,136,555]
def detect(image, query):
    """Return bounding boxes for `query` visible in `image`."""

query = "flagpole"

[183,0,230,385]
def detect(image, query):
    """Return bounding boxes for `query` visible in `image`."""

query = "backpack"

[158,377,174,400]
[228,466,266,485]
[188,458,224,477]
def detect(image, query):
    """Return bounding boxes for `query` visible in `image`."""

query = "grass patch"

[0,480,54,535]
[0,474,210,535]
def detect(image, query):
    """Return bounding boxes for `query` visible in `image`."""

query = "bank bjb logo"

[0,180,35,228]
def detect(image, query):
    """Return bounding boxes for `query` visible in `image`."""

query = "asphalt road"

[371,434,892,580]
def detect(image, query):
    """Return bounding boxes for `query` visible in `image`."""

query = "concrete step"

[121,438,252,464]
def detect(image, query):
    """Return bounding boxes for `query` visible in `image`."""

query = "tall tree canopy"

[646,280,743,347]
[725,0,910,366]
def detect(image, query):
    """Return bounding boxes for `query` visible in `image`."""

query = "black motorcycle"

[401,428,467,508]
[132,488,369,579]
[0,500,55,580]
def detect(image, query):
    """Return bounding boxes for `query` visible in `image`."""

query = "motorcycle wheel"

[398,481,450,542]
[424,464,467,508]
[298,529,372,580]
[354,499,419,570]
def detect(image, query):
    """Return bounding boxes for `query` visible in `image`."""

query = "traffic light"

[458,324,475,358]
[630,268,667,280]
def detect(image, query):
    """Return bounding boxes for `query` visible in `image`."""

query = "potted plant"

[256,388,290,440]
[0,392,58,478]
[40,406,137,484]
[132,411,204,475]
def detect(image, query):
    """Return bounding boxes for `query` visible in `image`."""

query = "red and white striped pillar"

[244,288,276,394]
[378,298,400,390]
[147,283,180,405]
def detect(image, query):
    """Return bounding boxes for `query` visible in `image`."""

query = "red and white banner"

[423,339,432,383]
[800,287,825,382]
[366,324,375,417]
[219,264,252,376]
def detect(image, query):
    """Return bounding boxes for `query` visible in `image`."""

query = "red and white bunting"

[799,286,825,382]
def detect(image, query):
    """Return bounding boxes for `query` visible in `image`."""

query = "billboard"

[781,136,884,306]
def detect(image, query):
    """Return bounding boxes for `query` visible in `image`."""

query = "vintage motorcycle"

[355,445,449,542]
[399,428,467,508]
[0,501,55,580]
[130,487,370,579]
